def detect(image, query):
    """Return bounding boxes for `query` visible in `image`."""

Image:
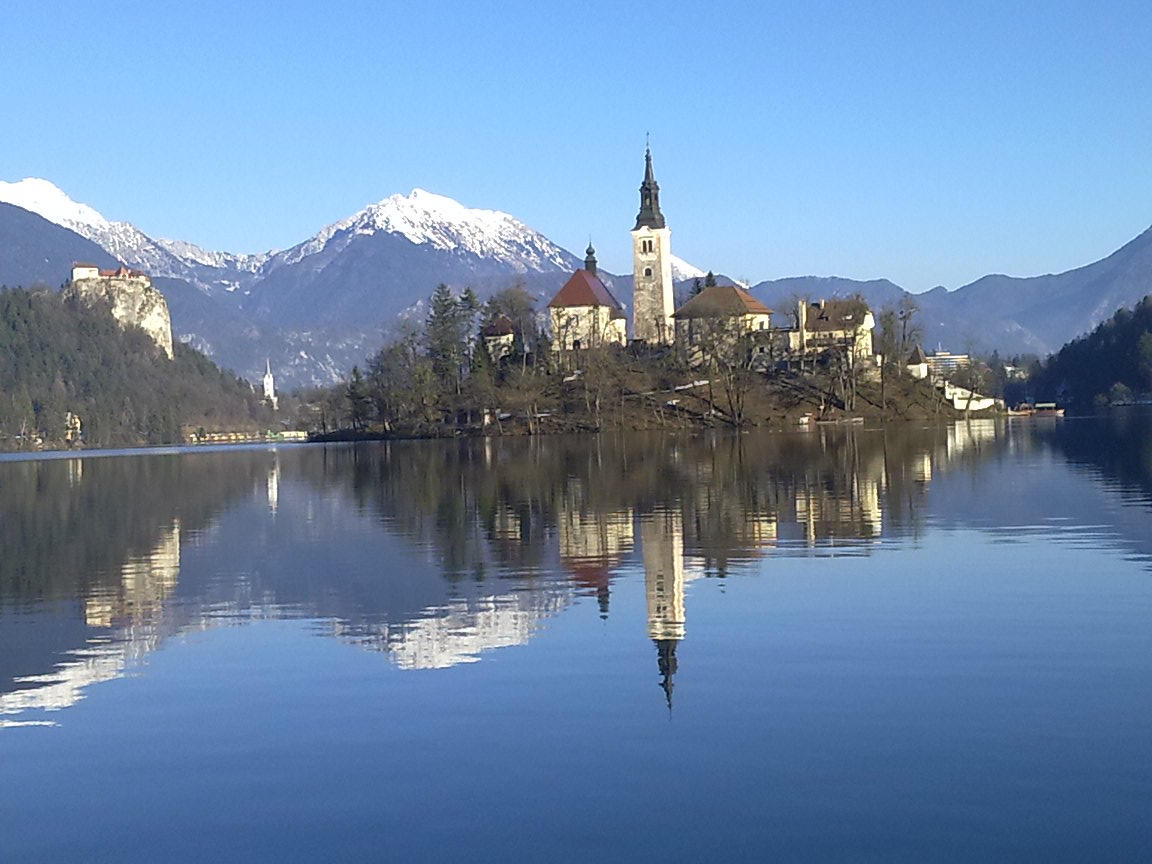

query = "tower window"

[644,267,652,277]
[641,239,654,254]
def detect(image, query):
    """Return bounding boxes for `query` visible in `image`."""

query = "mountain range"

[2,177,1151,388]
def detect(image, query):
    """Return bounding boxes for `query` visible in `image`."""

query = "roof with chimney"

[805,298,871,332]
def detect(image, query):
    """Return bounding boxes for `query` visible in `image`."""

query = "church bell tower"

[631,145,675,344]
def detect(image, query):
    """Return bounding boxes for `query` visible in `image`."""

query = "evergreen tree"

[424,283,474,397]
[1031,294,1152,406]
[345,366,372,431]
[0,287,266,447]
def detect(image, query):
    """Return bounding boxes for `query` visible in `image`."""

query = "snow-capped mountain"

[245,189,585,330]
[0,178,712,386]
[0,178,180,273]
[670,255,707,281]
[0,179,266,293]
[154,237,270,276]
[271,189,575,274]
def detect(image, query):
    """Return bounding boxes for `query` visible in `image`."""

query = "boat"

[1009,402,1064,417]
[815,416,865,426]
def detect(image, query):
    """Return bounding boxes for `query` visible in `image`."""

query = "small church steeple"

[634,144,666,230]
[584,241,598,276]
[263,358,278,411]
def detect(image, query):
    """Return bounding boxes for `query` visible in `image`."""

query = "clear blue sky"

[4,0,1151,291]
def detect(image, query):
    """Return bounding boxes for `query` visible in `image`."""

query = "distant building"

[263,359,278,410]
[924,350,970,380]
[788,298,876,362]
[70,263,100,281]
[547,244,627,351]
[907,345,929,379]
[480,315,516,361]
[64,411,82,444]
[671,284,774,366]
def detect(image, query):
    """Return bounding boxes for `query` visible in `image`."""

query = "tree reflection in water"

[4,415,1151,722]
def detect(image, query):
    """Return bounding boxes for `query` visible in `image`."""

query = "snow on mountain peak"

[0,177,267,288]
[283,189,574,273]
[0,178,110,231]
[670,254,707,281]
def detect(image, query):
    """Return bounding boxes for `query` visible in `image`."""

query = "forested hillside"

[1030,294,1152,407]
[0,287,270,447]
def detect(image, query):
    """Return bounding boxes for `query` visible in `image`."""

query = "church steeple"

[263,358,278,411]
[634,145,666,230]
[584,241,598,276]
[656,638,678,711]
[631,142,674,344]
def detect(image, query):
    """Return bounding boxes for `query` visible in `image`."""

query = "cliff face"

[64,275,174,359]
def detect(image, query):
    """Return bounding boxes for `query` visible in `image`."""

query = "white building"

[263,359,278,411]
[547,244,627,351]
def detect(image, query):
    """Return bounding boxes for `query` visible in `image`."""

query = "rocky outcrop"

[64,268,174,359]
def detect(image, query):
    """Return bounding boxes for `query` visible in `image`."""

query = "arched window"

[644,267,652,277]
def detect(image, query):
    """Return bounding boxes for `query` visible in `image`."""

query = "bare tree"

[681,316,758,426]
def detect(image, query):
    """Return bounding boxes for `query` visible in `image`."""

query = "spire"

[634,143,666,230]
[656,638,678,712]
[584,241,597,276]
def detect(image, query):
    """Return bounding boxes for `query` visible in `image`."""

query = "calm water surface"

[1,417,1151,862]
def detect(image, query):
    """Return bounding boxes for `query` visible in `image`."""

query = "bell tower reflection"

[267,453,281,516]
[642,508,686,710]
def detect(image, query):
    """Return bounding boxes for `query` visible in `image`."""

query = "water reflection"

[643,509,689,708]
[2,413,1151,725]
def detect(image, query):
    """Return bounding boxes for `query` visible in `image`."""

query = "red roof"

[481,314,515,337]
[672,285,772,319]
[97,266,147,279]
[548,269,624,316]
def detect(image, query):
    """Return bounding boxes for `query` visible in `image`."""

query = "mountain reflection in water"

[2,417,1152,861]
[3,417,1150,724]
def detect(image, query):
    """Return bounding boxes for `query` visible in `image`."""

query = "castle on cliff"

[68,263,175,359]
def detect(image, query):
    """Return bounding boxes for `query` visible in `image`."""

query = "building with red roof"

[547,243,627,351]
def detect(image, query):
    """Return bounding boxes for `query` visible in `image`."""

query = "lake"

[2,417,1151,862]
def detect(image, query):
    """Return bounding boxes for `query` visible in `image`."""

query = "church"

[548,146,676,348]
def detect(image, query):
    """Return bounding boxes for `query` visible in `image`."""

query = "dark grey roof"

[633,146,666,230]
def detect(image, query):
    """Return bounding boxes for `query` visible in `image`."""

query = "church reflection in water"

[5,415,1124,723]
[642,509,689,709]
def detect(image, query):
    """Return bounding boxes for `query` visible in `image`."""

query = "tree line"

[0,286,271,447]
[1029,294,1152,407]
[312,282,949,436]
